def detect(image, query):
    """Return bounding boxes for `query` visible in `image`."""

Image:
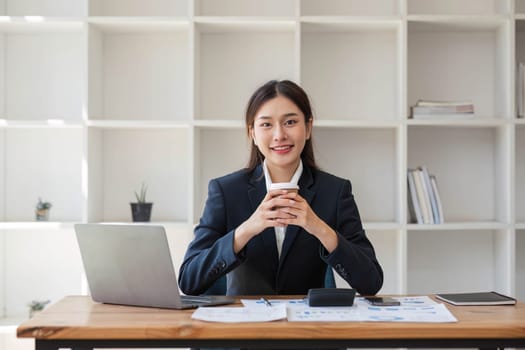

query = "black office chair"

[202,266,336,296]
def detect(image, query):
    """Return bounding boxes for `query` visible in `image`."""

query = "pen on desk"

[261,297,272,307]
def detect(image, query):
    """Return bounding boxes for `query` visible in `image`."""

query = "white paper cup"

[269,183,298,214]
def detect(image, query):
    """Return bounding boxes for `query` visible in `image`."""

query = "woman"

[179,80,383,296]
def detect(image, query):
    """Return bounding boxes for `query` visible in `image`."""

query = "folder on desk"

[435,291,516,306]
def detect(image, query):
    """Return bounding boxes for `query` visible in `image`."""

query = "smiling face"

[249,95,312,180]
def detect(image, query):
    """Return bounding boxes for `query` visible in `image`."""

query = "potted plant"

[130,182,153,222]
[27,299,50,318]
[35,197,52,221]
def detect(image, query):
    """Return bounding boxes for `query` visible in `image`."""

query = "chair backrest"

[202,266,336,295]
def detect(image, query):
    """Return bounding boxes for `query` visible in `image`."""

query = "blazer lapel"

[278,166,315,266]
[248,165,279,266]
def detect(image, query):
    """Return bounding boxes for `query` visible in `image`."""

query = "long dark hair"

[245,80,317,172]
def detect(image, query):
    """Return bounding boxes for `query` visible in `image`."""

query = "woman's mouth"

[271,145,293,154]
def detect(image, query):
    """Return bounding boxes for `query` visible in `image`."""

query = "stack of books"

[407,167,444,224]
[410,100,474,119]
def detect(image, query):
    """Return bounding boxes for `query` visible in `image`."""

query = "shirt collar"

[263,159,303,191]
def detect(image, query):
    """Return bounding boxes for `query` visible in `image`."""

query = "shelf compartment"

[301,21,400,121]
[164,223,194,281]
[517,125,525,222]
[333,230,402,294]
[195,0,295,17]
[87,127,190,222]
[368,229,403,294]
[314,128,398,223]
[0,22,83,121]
[194,128,250,222]
[87,21,190,121]
[195,21,295,121]
[3,128,83,222]
[88,0,189,17]
[300,0,400,16]
[0,0,87,16]
[408,126,510,223]
[407,229,512,294]
[1,228,83,317]
[516,0,525,15]
[407,18,511,120]
[407,0,510,16]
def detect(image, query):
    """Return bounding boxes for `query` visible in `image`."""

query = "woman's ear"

[249,127,257,146]
[306,117,313,140]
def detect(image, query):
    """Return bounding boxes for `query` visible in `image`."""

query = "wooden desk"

[17,295,525,349]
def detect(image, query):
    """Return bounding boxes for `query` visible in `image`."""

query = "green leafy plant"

[134,182,148,203]
[35,197,52,221]
[27,299,50,317]
[36,197,52,210]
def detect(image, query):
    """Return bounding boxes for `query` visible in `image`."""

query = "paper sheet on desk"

[287,297,457,323]
[191,304,287,322]
[241,298,307,308]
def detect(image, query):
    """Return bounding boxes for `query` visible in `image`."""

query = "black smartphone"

[364,296,401,306]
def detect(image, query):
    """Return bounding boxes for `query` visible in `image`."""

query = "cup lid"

[269,182,299,191]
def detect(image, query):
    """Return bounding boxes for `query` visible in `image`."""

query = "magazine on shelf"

[435,292,516,306]
[410,100,474,119]
[416,99,473,107]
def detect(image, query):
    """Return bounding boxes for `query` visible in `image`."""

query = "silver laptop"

[75,223,235,309]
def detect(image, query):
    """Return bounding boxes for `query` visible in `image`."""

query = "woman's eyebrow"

[256,112,298,120]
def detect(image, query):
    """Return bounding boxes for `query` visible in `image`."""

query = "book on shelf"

[421,166,440,224]
[407,167,444,224]
[410,168,430,224]
[430,175,444,224]
[518,62,525,118]
[435,291,516,306]
[407,169,423,224]
[410,99,474,119]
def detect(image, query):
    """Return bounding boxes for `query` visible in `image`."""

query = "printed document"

[192,296,457,323]
[192,303,286,322]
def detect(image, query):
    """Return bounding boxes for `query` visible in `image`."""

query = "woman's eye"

[260,122,271,128]
[284,119,298,126]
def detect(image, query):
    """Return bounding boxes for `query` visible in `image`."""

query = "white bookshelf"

[0,0,524,334]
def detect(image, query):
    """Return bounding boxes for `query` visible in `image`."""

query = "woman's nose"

[273,125,286,140]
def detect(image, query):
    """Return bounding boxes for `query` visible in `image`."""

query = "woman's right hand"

[233,189,294,253]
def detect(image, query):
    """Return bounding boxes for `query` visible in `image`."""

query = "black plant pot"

[130,202,153,222]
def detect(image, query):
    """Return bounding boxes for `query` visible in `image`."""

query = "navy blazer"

[179,164,383,296]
